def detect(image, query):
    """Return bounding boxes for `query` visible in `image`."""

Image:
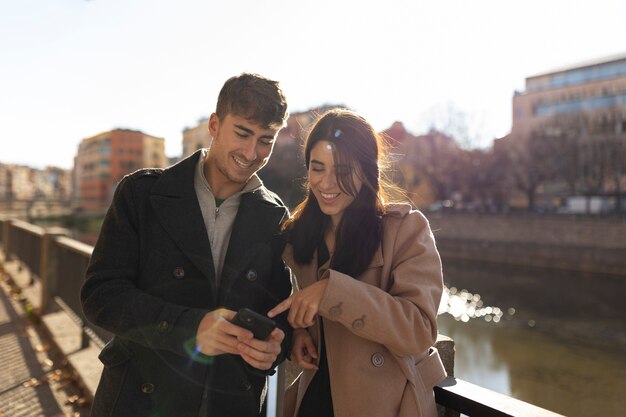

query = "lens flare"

[438,286,513,324]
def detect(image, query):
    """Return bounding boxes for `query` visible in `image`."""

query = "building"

[143,134,168,168]
[8,165,35,200]
[42,166,72,201]
[511,52,626,140]
[181,117,210,158]
[502,52,626,212]
[275,104,345,147]
[73,129,167,211]
[0,164,10,200]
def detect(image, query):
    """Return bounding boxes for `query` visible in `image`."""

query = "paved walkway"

[0,265,91,417]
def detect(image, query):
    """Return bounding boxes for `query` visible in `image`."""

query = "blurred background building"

[497,52,626,213]
[181,117,210,158]
[72,129,167,211]
[511,52,626,140]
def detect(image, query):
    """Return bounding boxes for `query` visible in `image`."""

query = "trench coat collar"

[283,233,384,282]
[148,150,217,297]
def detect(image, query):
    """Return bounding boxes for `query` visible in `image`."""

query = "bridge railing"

[0,217,564,417]
[0,217,110,345]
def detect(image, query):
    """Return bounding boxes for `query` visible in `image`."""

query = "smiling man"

[81,73,292,417]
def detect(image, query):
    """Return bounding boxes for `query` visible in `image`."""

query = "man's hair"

[215,73,288,130]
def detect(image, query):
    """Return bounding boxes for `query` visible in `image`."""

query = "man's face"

[207,113,278,190]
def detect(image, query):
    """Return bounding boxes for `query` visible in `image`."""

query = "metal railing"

[0,216,564,417]
[434,377,565,417]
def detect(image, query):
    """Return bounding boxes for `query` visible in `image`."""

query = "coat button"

[240,381,252,391]
[352,318,365,330]
[173,267,185,278]
[140,382,155,394]
[158,320,169,333]
[371,352,384,367]
[245,269,257,281]
[329,303,342,318]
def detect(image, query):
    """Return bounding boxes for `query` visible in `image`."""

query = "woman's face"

[308,140,363,226]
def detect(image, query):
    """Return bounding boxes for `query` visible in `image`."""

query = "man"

[81,73,292,417]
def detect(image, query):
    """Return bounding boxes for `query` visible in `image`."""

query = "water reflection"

[437,259,626,417]
[439,286,510,323]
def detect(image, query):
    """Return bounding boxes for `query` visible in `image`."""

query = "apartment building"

[74,129,167,211]
[0,163,70,201]
[182,117,210,158]
[511,52,626,140]
[0,165,10,200]
[7,165,35,200]
[501,52,626,212]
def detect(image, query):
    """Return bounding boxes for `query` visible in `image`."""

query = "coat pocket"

[416,347,446,388]
[411,347,447,417]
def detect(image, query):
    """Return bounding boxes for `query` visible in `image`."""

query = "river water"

[438,259,626,417]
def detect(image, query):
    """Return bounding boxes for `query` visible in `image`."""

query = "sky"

[1,0,626,169]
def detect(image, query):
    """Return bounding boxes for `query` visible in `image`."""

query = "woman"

[268,109,446,417]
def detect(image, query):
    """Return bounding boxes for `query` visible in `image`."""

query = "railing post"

[39,227,69,314]
[436,334,459,417]
[3,218,12,259]
[0,217,5,251]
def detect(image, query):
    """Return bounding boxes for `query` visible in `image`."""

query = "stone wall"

[426,212,626,275]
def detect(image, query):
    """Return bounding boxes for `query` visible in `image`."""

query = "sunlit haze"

[2,0,626,169]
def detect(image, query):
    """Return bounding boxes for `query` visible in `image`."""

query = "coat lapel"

[149,151,217,301]
[218,190,286,304]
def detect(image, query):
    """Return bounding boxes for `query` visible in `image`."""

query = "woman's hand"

[291,328,318,370]
[268,280,329,328]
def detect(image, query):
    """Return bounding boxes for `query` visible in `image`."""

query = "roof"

[527,51,626,80]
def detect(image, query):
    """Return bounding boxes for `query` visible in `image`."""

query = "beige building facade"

[511,52,626,139]
[182,117,210,158]
[503,52,626,212]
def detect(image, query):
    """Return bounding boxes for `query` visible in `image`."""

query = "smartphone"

[231,308,277,340]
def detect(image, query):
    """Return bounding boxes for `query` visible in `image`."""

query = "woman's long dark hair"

[283,109,387,278]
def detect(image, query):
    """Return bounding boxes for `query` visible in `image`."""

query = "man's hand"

[268,280,329,328]
[195,308,254,356]
[291,328,318,370]
[236,328,285,370]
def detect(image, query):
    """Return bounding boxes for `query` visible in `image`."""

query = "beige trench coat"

[283,204,447,417]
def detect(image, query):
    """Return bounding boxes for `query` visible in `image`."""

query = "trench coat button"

[329,303,342,318]
[245,269,257,281]
[140,382,155,394]
[158,320,169,333]
[352,318,365,330]
[371,352,385,367]
[241,381,252,391]
[173,267,185,278]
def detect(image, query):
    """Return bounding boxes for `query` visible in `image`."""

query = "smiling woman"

[269,109,446,417]
[308,140,363,228]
